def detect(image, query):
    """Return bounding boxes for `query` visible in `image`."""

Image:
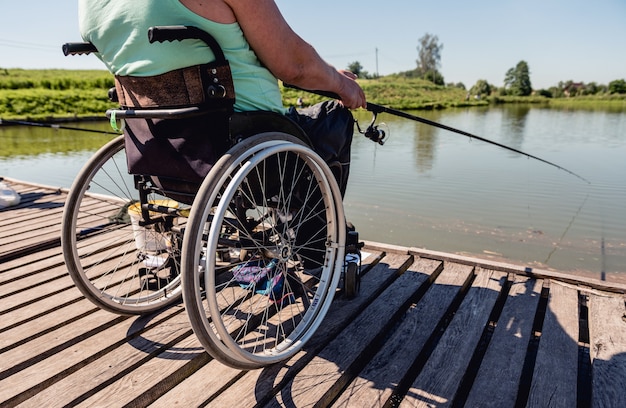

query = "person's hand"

[336,69,366,110]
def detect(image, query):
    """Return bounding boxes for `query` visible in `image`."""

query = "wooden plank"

[0,250,132,319]
[266,265,472,406]
[0,235,62,263]
[0,245,64,277]
[1,272,80,317]
[402,244,626,295]
[0,185,113,262]
[399,268,507,408]
[0,255,68,297]
[526,281,579,407]
[113,347,238,408]
[146,358,244,408]
[0,222,62,248]
[0,187,65,221]
[144,357,247,408]
[463,275,543,407]
[74,332,230,408]
[588,293,626,408]
[207,252,420,408]
[0,205,65,237]
[266,268,430,408]
[0,199,65,231]
[335,262,476,408]
[1,305,186,407]
[0,298,99,350]
[0,250,133,328]
[0,308,124,381]
[1,287,80,332]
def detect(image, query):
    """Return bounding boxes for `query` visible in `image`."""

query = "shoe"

[232,258,295,305]
[232,258,278,287]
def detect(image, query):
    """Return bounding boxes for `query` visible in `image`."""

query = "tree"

[608,79,626,94]
[422,69,444,85]
[470,79,492,97]
[447,82,466,90]
[537,88,553,98]
[504,60,532,96]
[416,33,444,84]
[347,61,369,79]
[583,82,600,95]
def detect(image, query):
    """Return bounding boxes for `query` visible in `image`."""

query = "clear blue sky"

[1,0,624,89]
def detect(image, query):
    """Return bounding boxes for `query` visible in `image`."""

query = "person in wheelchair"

[67,0,365,366]
[78,0,366,197]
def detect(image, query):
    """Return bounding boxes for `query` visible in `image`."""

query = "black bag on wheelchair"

[115,59,235,196]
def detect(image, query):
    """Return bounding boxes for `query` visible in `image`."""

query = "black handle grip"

[148,26,226,63]
[148,25,194,44]
[62,42,98,56]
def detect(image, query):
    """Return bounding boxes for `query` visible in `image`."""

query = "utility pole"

[375,47,379,77]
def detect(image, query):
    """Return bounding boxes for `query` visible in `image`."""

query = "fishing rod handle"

[283,83,383,114]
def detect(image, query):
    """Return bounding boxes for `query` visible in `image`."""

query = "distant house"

[563,82,584,97]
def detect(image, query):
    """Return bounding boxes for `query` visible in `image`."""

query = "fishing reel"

[357,111,388,145]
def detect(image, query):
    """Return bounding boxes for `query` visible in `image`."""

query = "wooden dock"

[1,178,625,407]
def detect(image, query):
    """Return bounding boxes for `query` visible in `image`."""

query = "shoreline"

[2,98,625,125]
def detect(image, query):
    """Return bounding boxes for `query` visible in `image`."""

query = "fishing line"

[525,156,535,245]
[0,118,120,135]
[543,192,589,266]
[599,187,607,281]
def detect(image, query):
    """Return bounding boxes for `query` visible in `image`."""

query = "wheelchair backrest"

[67,26,310,202]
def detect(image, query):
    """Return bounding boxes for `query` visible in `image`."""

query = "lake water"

[1,105,625,282]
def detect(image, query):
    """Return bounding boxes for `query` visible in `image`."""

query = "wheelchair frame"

[61,26,356,369]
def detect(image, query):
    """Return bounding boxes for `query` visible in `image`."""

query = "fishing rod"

[0,118,118,135]
[286,84,590,184]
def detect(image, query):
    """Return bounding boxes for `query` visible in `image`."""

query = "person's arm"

[224,0,366,109]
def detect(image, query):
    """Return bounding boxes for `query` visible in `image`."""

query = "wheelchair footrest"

[341,229,363,299]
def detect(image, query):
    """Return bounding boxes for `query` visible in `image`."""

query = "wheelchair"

[61,26,361,369]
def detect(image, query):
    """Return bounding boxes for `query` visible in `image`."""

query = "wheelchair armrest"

[106,106,208,120]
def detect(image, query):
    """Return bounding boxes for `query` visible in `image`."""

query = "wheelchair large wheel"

[182,133,346,368]
[61,136,184,315]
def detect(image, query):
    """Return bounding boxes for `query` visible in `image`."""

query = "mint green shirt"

[78,0,286,113]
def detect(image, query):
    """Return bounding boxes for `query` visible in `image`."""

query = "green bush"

[608,79,626,94]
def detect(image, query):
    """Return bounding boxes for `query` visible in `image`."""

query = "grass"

[0,68,114,90]
[546,96,626,112]
[0,68,624,120]
[283,76,487,110]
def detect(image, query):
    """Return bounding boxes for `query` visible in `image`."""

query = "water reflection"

[0,121,116,187]
[0,121,115,158]
[414,115,439,173]
[501,104,530,151]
